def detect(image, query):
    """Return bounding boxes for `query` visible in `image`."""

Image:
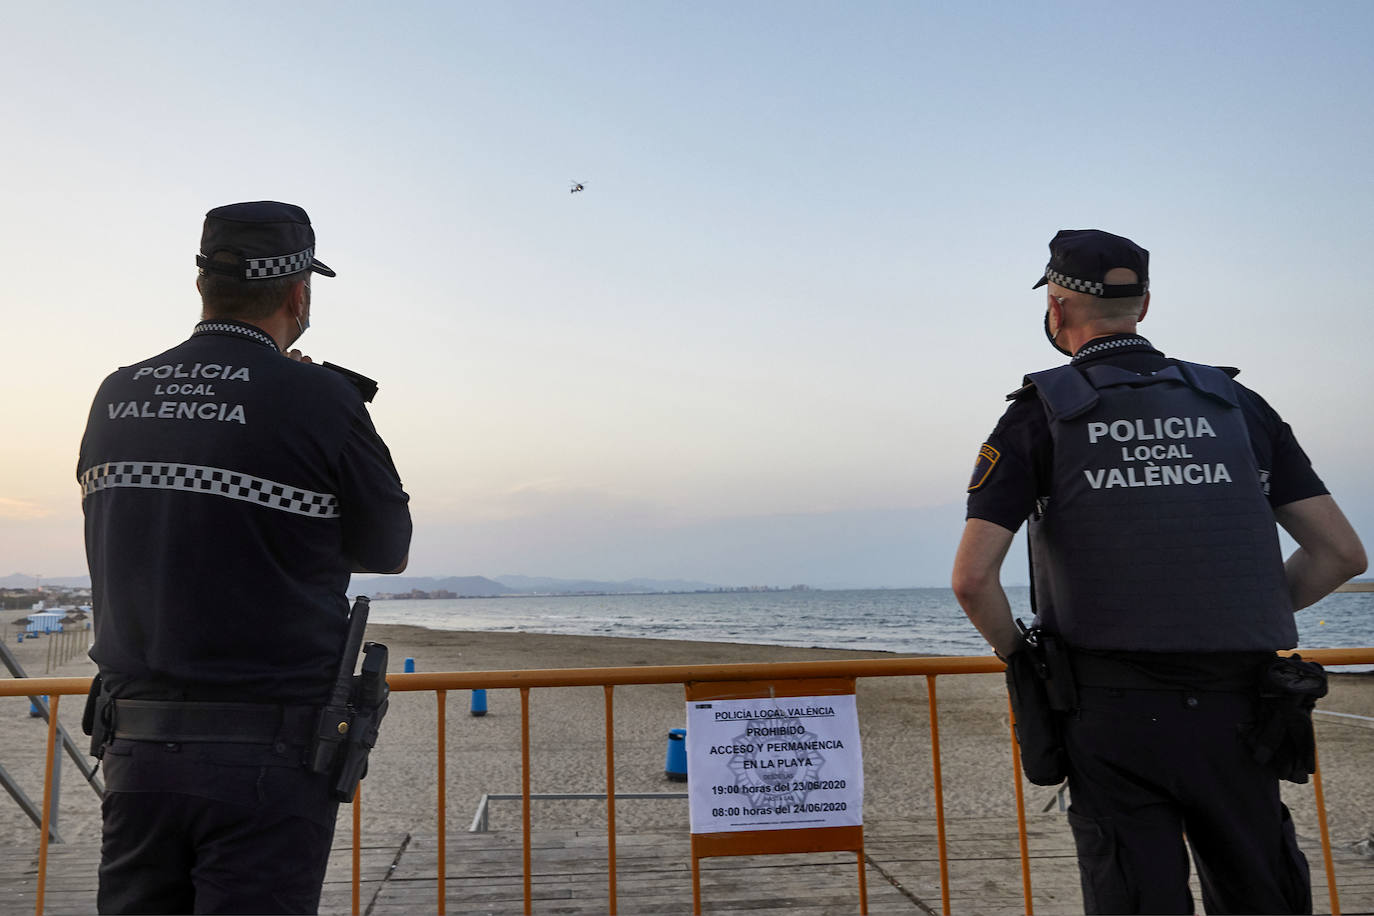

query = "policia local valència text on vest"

[1081,413,1234,490]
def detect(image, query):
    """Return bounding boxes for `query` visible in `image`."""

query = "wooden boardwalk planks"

[4,815,1372,915]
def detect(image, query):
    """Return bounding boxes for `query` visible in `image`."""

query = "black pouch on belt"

[1243,653,1328,783]
[1004,623,1074,786]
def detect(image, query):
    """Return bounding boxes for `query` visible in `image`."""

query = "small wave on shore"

[365,587,1374,670]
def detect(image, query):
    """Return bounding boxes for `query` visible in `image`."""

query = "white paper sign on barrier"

[685,693,863,834]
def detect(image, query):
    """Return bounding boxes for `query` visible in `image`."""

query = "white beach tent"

[24,612,66,634]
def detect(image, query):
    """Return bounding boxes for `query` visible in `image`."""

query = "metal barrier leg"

[1007,695,1034,914]
[37,693,60,916]
[521,687,532,916]
[604,685,618,915]
[1312,746,1340,916]
[352,785,362,916]
[437,689,448,915]
[691,851,702,915]
[856,846,869,915]
[925,675,950,916]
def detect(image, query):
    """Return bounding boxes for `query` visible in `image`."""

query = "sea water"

[365,587,1374,670]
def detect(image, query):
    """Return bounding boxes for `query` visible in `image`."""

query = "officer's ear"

[1048,293,1068,328]
[1137,292,1150,323]
[286,277,309,313]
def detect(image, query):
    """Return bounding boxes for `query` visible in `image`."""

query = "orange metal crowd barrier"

[3,647,1372,916]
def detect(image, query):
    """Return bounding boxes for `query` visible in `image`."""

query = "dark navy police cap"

[1032,229,1147,299]
[196,201,336,281]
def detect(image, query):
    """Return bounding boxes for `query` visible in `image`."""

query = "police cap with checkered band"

[1032,229,1148,299]
[196,201,337,281]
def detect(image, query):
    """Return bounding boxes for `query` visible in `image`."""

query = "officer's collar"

[191,319,281,352]
[1071,334,1157,365]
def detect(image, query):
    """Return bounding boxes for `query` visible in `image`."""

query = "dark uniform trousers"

[1064,686,1310,915]
[98,740,339,915]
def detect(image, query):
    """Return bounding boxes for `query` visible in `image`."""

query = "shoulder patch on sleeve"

[968,443,1001,491]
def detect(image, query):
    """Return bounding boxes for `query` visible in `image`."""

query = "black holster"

[1243,653,1327,783]
[1004,624,1077,786]
[310,640,390,802]
[82,673,113,759]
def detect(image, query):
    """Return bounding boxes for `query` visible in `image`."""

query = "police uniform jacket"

[78,319,412,705]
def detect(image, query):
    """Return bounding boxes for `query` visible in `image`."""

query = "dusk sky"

[3,2,1372,588]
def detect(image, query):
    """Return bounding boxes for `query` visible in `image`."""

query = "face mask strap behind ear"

[1044,310,1072,357]
[294,280,310,339]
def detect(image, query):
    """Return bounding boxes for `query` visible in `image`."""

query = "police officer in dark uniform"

[78,201,412,914]
[951,229,1366,915]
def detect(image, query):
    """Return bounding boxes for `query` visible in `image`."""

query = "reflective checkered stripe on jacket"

[79,461,339,518]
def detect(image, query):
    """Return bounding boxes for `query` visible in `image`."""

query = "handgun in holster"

[309,596,391,802]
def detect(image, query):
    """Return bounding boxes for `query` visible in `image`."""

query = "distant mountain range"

[348,574,724,597]
[0,573,90,588]
[495,575,724,594]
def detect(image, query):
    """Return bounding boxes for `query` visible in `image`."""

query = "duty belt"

[110,699,317,744]
[1069,650,1263,692]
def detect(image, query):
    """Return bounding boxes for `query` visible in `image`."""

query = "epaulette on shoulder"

[1170,357,1241,380]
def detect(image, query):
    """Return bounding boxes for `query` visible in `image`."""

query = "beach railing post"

[604,685,618,914]
[1007,694,1035,914]
[1312,746,1340,915]
[36,694,60,916]
[352,785,361,916]
[856,845,869,916]
[437,689,448,915]
[520,687,533,916]
[926,675,951,916]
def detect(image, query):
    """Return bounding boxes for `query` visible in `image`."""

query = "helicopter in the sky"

[570,181,585,194]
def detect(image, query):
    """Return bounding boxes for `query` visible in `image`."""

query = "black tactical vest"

[1026,360,1297,652]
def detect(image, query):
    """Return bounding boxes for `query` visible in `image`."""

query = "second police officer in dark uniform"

[951,229,1366,915]
[78,201,412,914]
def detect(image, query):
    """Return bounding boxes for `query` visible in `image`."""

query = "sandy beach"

[2,622,1372,860]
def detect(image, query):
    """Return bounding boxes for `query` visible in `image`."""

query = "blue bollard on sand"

[471,688,488,717]
[404,657,415,673]
[665,728,687,781]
